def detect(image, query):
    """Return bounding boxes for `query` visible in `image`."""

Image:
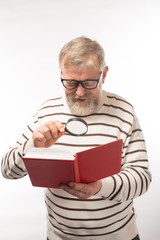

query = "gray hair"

[59,36,106,69]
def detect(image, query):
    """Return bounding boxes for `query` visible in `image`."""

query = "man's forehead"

[61,54,100,70]
[61,64,100,76]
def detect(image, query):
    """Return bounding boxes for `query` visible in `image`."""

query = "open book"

[23,139,122,188]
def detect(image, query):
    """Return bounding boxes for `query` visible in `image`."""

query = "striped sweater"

[1,90,151,240]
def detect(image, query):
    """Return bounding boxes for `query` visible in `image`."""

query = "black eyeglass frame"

[61,71,103,90]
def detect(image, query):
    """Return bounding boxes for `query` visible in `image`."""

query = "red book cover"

[23,139,122,188]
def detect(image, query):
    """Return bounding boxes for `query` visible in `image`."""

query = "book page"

[24,147,74,160]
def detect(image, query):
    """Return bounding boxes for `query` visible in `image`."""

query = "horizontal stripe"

[10,168,22,177]
[48,213,129,230]
[125,149,147,156]
[132,128,142,133]
[39,104,64,111]
[46,194,121,212]
[46,200,133,221]
[55,142,100,147]
[103,103,134,117]
[107,95,133,107]
[129,139,145,144]
[127,159,148,164]
[123,140,145,150]
[48,189,105,202]
[37,112,132,126]
[43,97,62,103]
[65,132,118,139]
[88,123,129,136]
[48,213,135,237]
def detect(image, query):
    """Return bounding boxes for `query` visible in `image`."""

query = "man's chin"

[69,102,95,116]
[65,92,100,116]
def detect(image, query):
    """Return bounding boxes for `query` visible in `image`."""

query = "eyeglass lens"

[62,80,98,89]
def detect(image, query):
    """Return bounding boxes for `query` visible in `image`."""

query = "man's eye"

[84,81,96,87]
[64,81,77,88]
[67,81,76,87]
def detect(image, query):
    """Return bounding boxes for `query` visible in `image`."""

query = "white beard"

[66,91,101,116]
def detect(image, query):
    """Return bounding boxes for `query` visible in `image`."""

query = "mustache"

[72,93,92,100]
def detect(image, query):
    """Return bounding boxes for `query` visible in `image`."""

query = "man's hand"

[33,121,65,147]
[60,180,102,199]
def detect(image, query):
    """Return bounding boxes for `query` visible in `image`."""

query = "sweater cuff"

[97,177,115,198]
[23,139,34,155]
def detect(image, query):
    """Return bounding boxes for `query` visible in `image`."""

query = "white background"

[0,0,160,239]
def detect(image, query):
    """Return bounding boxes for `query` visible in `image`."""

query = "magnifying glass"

[65,117,88,136]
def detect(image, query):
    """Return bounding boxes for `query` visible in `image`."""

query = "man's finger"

[54,121,65,133]
[68,182,88,194]
[46,121,65,138]
[60,183,89,199]
[39,125,52,140]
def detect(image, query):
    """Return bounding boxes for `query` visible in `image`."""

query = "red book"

[23,139,122,188]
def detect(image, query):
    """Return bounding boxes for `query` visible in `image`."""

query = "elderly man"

[1,36,151,240]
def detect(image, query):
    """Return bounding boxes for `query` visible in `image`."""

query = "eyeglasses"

[61,71,103,90]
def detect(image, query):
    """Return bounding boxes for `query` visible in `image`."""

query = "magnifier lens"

[65,118,88,136]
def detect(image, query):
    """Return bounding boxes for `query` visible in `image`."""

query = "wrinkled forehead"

[60,54,101,71]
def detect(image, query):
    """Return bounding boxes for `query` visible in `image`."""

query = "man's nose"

[75,83,86,96]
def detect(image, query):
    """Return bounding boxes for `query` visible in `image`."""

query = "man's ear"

[102,66,109,84]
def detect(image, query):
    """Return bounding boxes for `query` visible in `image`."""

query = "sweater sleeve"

[98,113,152,202]
[1,114,39,179]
